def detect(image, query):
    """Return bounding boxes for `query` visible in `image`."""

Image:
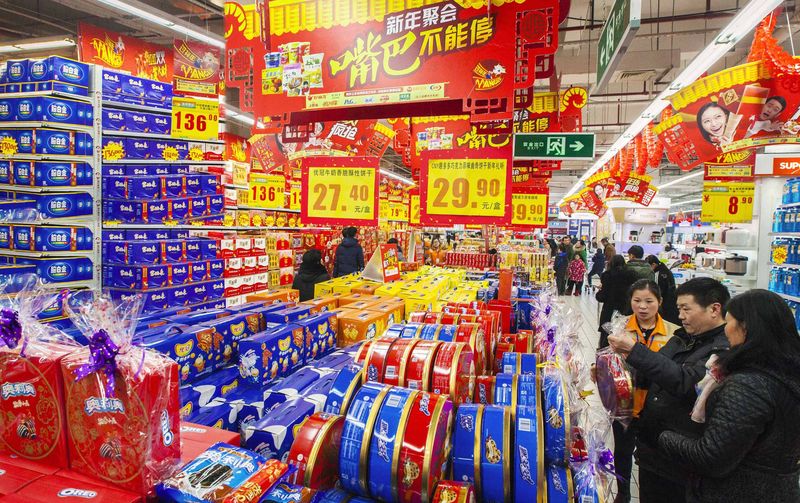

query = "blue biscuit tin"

[33,129,93,155]
[515,405,543,503]
[101,109,126,131]
[294,311,338,362]
[150,114,171,135]
[339,382,391,497]
[32,162,92,187]
[27,257,93,283]
[208,259,224,279]
[517,373,538,409]
[34,192,93,219]
[436,324,457,342]
[11,161,31,185]
[452,404,480,489]
[501,352,538,375]
[265,305,312,325]
[480,405,511,503]
[190,261,209,282]
[102,263,170,290]
[543,367,569,466]
[0,225,9,249]
[546,464,573,503]
[236,323,304,386]
[324,363,363,415]
[419,324,438,340]
[170,197,190,221]
[368,387,417,501]
[401,323,422,338]
[242,397,318,462]
[156,442,268,502]
[494,374,517,408]
[385,324,405,338]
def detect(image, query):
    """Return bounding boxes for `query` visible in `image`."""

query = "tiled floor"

[561,291,640,503]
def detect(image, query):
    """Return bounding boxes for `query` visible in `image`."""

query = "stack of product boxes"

[219,232,296,307]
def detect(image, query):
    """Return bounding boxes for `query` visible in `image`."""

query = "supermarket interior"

[1,0,800,502]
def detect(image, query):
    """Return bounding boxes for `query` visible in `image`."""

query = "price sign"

[288,184,301,211]
[171,96,220,141]
[511,189,548,229]
[301,157,379,225]
[701,181,755,223]
[410,195,421,225]
[420,147,512,225]
[380,201,408,222]
[249,175,285,209]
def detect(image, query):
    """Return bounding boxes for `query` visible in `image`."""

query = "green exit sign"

[596,0,641,91]
[514,133,596,160]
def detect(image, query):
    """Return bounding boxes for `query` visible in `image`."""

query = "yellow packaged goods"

[337,309,387,346]
[350,282,382,294]
[299,296,339,314]
[366,300,406,325]
[374,282,406,297]
[247,289,300,304]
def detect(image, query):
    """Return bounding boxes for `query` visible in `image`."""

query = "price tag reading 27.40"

[301,159,379,226]
[421,152,512,225]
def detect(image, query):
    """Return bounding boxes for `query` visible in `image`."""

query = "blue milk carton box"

[0,162,10,183]
[28,57,90,91]
[11,225,32,250]
[169,197,190,221]
[0,225,10,249]
[31,257,93,283]
[34,192,92,218]
[101,70,124,96]
[189,195,208,218]
[5,60,28,84]
[163,175,186,197]
[208,259,224,279]
[209,194,224,215]
[36,97,92,126]
[11,161,31,185]
[126,138,153,159]
[103,263,170,290]
[101,109,126,131]
[150,114,171,135]
[35,225,93,251]
[126,111,150,133]
[33,162,92,187]
[190,261,209,283]
[169,284,192,307]
[185,174,202,196]
[0,98,16,121]
[15,97,39,122]
[241,397,318,462]
[163,240,186,263]
[33,130,93,156]
[171,262,190,286]
[237,324,304,386]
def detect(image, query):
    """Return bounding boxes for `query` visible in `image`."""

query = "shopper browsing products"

[658,289,800,503]
[625,245,654,281]
[333,227,365,277]
[646,255,680,325]
[292,248,330,301]
[608,277,730,503]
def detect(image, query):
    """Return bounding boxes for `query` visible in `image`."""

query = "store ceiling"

[2,0,798,205]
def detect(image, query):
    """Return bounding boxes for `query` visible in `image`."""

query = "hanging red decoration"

[644,123,663,169]
[748,16,778,63]
[634,135,648,174]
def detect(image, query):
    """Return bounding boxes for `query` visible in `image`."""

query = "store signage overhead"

[513,133,596,160]
[420,147,512,226]
[77,22,173,82]
[300,157,379,226]
[595,0,641,91]
[701,181,755,223]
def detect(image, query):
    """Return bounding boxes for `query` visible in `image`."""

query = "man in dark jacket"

[292,248,330,301]
[646,255,680,324]
[626,245,654,281]
[608,277,730,503]
[333,226,365,277]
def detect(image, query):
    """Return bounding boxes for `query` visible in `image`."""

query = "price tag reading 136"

[302,165,378,224]
[171,96,220,141]
[425,159,508,218]
[511,192,548,228]
[701,181,755,223]
[249,175,285,209]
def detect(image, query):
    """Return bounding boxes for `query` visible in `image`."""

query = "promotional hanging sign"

[655,60,800,171]
[419,146,512,226]
[510,186,548,229]
[173,39,222,97]
[703,150,755,181]
[701,181,755,223]
[222,133,251,163]
[300,156,379,226]
[171,97,220,141]
[78,22,173,82]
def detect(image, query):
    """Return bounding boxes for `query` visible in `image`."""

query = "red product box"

[0,453,59,474]
[252,237,267,254]
[225,257,243,277]
[242,256,258,276]
[0,461,44,495]
[61,350,181,495]
[0,343,74,469]
[12,474,141,503]
[219,238,235,259]
[234,238,253,257]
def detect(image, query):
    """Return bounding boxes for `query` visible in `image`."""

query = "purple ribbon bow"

[0,307,22,351]
[74,329,120,397]
[597,448,616,474]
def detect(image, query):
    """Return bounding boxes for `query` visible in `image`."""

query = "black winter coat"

[596,267,638,347]
[654,262,680,324]
[333,237,364,277]
[627,325,729,483]
[292,265,330,301]
[658,365,800,503]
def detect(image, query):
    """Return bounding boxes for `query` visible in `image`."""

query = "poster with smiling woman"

[655,59,800,171]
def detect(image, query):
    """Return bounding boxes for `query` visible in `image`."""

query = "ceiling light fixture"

[0,37,76,54]
[92,0,224,48]
[657,170,704,190]
[380,169,415,185]
[560,0,784,205]
[670,198,702,207]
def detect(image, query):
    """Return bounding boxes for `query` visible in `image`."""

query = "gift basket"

[595,314,634,426]
[570,409,616,503]
[62,291,182,494]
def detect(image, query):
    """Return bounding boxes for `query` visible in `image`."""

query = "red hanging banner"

[173,39,222,97]
[77,22,173,82]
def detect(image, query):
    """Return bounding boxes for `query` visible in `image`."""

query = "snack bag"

[61,292,181,494]
[0,274,78,468]
[596,314,634,426]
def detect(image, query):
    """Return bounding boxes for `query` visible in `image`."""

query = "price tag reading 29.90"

[301,161,379,225]
[422,155,511,225]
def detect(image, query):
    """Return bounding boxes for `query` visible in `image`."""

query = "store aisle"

[561,294,641,503]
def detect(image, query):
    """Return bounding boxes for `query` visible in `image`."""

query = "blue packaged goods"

[190,261,209,282]
[502,352,538,375]
[33,129,93,155]
[164,175,186,197]
[199,239,218,259]
[11,161,31,184]
[265,305,312,325]
[190,282,210,304]
[103,263,170,290]
[180,365,242,414]
[324,364,363,415]
[480,405,511,503]
[241,397,318,461]
[572,462,606,503]
[221,384,275,426]
[156,443,269,502]
[24,257,93,283]
[165,308,233,326]
[101,109,125,130]
[102,164,124,176]
[452,404,480,490]
[5,59,28,83]
[237,324,304,385]
[0,98,13,121]
[0,264,35,291]
[0,225,8,248]
[146,80,172,106]
[0,161,9,183]
[103,229,125,241]
[128,229,170,241]
[101,70,123,95]
[108,287,169,314]
[314,350,354,371]
[172,262,190,285]
[31,162,92,187]
[199,174,219,194]
[494,373,517,408]
[124,164,170,176]
[33,192,93,219]
[103,240,160,264]
[28,56,89,88]
[209,259,224,278]
[185,174,202,195]
[140,322,223,383]
[121,74,147,98]
[164,240,186,263]
[301,371,339,408]
[517,373,538,408]
[170,197,190,221]
[102,199,169,224]
[294,312,338,362]
[515,405,543,503]
[209,194,224,214]
[542,367,569,466]
[104,176,160,199]
[271,367,325,396]
[172,229,190,239]
[150,114,171,135]
[0,130,30,155]
[315,488,350,503]
[170,284,192,307]
[127,111,150,133]
[11,225,31,250]
[546,465,573,503]
[126,138,153,159]
[190,195,208,217]
[24,96,92,125]
[101,137,125,160]
[202,310,264,354]
[186,240,204,261]
[210,279,224,300]
[339,382,391,496]
[154,140,185,161]
[261,482,318,503]
[21,225,92,252]
[368,387,417,501]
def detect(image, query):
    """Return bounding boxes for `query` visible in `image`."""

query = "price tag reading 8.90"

[511,192,547,228]
[426,159,507,217]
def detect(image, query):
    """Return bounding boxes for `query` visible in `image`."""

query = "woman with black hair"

[697,101,733,146]
[596,255,638,348]
[657,289,800,502]
[292,248,330,301]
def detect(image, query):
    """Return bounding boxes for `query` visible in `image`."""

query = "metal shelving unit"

[101,100,171,115]
[102,129,224,144]
[0,184,92,193]
[0,121,93,133]
[102,159,226,165]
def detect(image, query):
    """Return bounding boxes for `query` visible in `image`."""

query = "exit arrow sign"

[514,133,596,160]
